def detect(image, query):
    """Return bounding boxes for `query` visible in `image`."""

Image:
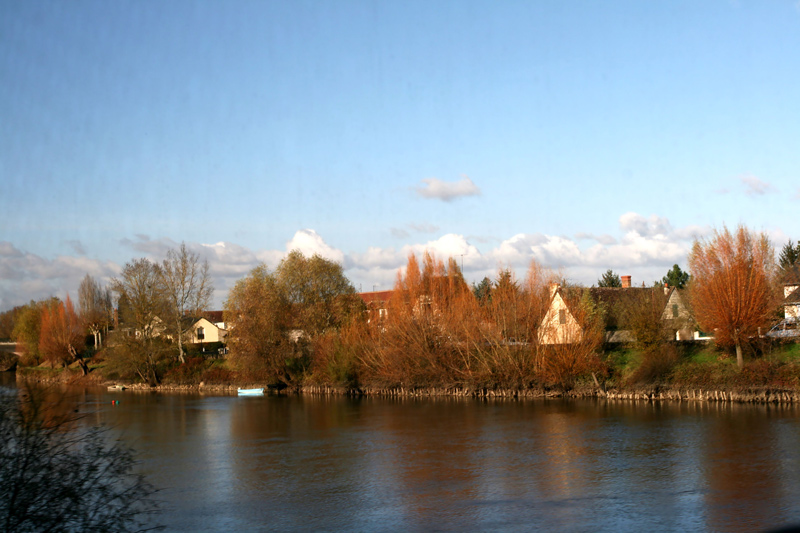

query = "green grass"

[684,345,723,365]
[770,342,800,363]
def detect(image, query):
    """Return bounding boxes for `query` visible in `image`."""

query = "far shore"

[10,368,800,405]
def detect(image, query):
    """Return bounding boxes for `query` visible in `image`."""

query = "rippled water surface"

[12,379,800,532]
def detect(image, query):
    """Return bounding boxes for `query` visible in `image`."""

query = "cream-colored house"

[540,284,585,344]
[186,317,228,344]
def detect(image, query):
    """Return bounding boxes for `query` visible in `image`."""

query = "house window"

[558,309,566,325]
[672,304,679,318]
[196,327,205,341]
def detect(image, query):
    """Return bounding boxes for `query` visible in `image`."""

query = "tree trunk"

[735,341,744,369]
[177,331,185,364]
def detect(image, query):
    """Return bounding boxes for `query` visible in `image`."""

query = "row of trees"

[222,225,793,390]
[224,251,363,384]
[2,226,794,388]
[5,277,111,373]
[1,243,213,381]
[223,250,607,390]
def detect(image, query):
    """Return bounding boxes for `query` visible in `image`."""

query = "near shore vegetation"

[2,228,800,396]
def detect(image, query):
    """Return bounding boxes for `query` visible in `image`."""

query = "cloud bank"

[0,213,712,311]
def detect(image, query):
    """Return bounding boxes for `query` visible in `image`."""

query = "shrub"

[162,357,207,384]
[627,344,680,385]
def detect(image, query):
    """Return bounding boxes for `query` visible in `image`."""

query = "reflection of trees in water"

[39,388,800,531]
[702,403,800,532]
[226,395,378,527]
[224,397,800,530]
[0,385,159,531]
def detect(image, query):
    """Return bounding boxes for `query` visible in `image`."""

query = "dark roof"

[359,291,393,306]
[782,266,800,286]
[785,287,800,306]
[557,286,674,329]
[203,310,225,324]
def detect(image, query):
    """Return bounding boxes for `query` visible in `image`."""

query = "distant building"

[359,290,393,325]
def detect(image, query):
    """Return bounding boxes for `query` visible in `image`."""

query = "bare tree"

[78,274,112,350]
[159,243,214,364]
[688,225,779,368]
[110,258,167,384]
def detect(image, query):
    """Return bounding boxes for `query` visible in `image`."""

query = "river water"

[6,376,800,532]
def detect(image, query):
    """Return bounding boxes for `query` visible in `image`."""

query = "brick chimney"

[621,275,631,288]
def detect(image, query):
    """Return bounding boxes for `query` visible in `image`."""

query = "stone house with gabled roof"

[540,276,694,345]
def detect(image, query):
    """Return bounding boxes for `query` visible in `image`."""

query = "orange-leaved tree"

[39,295,87,373]
[688,225,778,368]
[358,251,483,387]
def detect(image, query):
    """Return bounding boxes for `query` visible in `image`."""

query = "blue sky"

[2,0,799,310]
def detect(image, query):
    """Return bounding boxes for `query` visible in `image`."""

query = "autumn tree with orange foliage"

[358,252,485,387]
[357,253,570,390]
[474,262,560,387]
[38,295,87,374]
[688,226,779,368]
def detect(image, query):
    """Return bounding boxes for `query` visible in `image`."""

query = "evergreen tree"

[597,269,622,288]
[662,264,690,289]
[472,277,492,304]
[778,240,800,275]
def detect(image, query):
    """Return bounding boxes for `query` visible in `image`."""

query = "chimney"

[621,275,631,288]
[664,282,670,295]
[549,282,560,298]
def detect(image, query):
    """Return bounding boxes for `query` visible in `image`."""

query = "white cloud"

[415,176,481,202]
[741,175,775,197]
[285,229,345,264]
[619,212,672,237]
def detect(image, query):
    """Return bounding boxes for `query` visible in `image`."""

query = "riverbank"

[11,368,800,404]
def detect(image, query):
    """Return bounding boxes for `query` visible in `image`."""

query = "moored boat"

[237,388,265,396]
[108,384,126,391]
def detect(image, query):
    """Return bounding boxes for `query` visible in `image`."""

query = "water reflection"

[7,382,800,532]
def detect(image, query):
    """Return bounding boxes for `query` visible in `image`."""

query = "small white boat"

[237,388,265,396]
[107,384,126,391]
